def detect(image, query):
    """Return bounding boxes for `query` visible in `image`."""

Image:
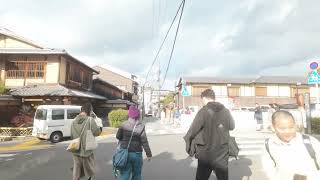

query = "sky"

[1,0,319,90]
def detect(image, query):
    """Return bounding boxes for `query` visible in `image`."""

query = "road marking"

[0,154,16,157]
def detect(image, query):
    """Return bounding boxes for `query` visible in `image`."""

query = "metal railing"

[0,127,33,137]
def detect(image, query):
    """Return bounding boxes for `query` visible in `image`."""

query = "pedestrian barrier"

[0,127,33,137]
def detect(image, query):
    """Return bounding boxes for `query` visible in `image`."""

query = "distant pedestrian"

[70,103,102,180]
[254,103,263,131]
[184,89,235,180]
[116,106,152,180]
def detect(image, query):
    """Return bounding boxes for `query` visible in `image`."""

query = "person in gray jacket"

[116,106,152,180]
[71,103,102,180]
[184,89,235,180]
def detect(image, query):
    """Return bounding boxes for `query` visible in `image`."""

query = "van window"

[67,109,80,119]
[52,109,65,120]
[35,109,47,120]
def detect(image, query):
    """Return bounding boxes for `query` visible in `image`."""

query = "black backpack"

[265,134,320,170]
[207,108,239,159]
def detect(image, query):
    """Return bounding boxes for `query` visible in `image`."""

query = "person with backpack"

[70,103,102,180]
[184,89,235,180]
[262,110,320,180]
[115,106,152,180]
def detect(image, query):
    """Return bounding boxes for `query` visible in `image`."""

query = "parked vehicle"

[32,105,81,143]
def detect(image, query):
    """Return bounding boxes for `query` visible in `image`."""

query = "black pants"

[195,159,228,180]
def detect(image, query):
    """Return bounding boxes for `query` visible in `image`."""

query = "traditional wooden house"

[0,27,106,126]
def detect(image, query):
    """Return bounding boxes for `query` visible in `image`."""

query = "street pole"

[141,85,145,120]
[158,63,161,118]
[304,93,312,134]
[316,83,320,105]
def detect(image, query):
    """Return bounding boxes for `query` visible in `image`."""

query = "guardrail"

[0,127,33,137]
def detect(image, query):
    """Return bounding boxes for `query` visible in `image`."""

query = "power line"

[143,0,185,87]
[161,0,186,89]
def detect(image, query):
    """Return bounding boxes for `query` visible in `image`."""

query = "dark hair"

[81,102,92,115]
[200,89,215,100]
[271,110,295,125]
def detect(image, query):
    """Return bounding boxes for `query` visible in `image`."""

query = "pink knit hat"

[128,106,140,120]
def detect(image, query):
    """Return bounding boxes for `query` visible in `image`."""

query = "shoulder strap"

[79,118,89,137]
[302,134,320,170]
[265,138,277,167]
[127,122,137,149]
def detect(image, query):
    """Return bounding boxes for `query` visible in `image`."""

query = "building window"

[192,86,210,96]
[67,62,91,89]
[6,61,46,79]
[255,87,267,96]
[228,87,240,97]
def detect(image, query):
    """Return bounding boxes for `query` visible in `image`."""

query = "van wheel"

[50,132,62,143]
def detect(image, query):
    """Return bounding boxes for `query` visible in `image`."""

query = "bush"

[0,85,7,94]
[108,109,128,128]
[311,117,320,134]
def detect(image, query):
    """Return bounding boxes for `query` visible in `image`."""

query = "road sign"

[181,86,190,96]
[307,71,320,84]
[310,62,318,70]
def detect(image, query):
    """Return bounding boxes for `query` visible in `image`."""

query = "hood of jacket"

[74,114,88,124]
[206,101,225,112]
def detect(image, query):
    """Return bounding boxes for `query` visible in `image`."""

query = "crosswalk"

[236,136,267,156]
[0,153,17,162]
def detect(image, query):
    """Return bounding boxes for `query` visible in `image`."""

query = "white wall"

[240,85,254,96]
[212,85,227,97]
[310,87,318,98]
[46,56,60,83]
[267,85,290,97]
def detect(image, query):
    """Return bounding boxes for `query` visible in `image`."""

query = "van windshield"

[35,109,47,120]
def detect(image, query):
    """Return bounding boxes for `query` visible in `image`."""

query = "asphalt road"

[0,133,268,180]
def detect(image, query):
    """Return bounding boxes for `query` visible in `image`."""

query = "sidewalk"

[0,127,117,153]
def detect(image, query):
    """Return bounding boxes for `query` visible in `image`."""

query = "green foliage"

[0,85,7,94]
[108,109,128,128]
[160,92,175,106]
[311,117,320,134]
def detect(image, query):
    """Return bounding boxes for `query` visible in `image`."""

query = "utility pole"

[157,61,161,118]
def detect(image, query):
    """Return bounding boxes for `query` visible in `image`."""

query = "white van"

[32,105,81,143]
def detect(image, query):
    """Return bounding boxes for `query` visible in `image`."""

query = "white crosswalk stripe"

[236,137,266,156]
[0,153,17,162]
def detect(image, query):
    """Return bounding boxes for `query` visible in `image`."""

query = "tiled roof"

[0,48,65,54]
[183,76,254,84]
[107,99,136,105]
[9,84,107,100]
[183,76,308,85]
[253,76,308,85]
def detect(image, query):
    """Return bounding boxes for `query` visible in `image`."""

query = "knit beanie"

[128,106,140,120]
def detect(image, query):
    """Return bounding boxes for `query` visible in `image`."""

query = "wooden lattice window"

[67,62,91,89]
[228,87,240,97]
[6,61,46,79]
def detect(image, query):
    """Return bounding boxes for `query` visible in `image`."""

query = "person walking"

[70,103,102,180]
[184,89,235,180]
[254,103,263,131]
[262,110,320,180]
[116,106,152,180]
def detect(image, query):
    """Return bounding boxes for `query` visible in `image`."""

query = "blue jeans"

[120,152,143,180]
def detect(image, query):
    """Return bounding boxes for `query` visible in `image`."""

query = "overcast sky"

[1,0,319,90]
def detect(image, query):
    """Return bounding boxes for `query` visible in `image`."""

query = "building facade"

[178,76,313,109]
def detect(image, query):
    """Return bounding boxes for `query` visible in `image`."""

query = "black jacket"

[116,118,152,157]
[184,102,235,163]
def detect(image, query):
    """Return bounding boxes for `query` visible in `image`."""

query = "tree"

[161,92,175,106]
